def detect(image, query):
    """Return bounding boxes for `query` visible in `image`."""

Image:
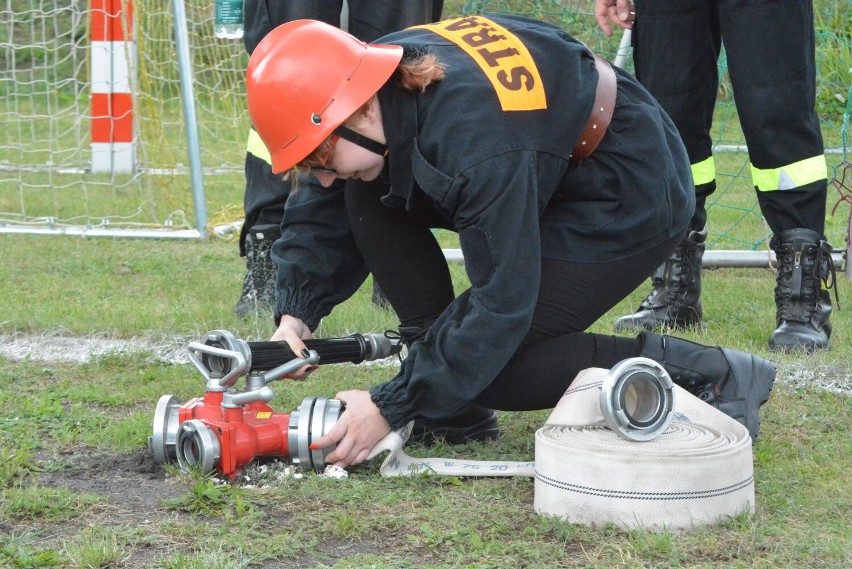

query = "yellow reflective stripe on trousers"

[691,156,715,186]
[246,128,272,164]
[751,155,827,192]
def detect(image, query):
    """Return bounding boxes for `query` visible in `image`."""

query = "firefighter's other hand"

[271,315,316,380]
[594,0,635,37]
[310,390,391,467]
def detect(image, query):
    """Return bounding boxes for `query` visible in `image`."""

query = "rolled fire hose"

[366,357,755,531]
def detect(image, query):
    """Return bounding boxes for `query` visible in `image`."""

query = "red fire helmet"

[246,20,404,174]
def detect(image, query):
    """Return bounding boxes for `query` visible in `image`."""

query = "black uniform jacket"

[273,15,693,429]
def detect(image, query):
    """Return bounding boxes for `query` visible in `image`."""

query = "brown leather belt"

[571,51,617,164]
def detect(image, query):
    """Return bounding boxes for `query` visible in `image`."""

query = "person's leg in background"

[720,0,835,352]
[236,1,339,316]
[346,0,444,42]
[236,1,445,315]
[615,0,720,332]
[234,136,286,316]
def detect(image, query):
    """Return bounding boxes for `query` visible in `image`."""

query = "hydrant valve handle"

[260,350,321,383]
[225,386,275,407]
[186,341,247,389]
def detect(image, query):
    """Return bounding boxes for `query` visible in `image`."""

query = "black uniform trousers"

[240,0,444,255]
[344,180,684,411]
[632,0,827,236]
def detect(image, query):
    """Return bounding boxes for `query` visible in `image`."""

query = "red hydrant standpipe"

[148,330,401,478]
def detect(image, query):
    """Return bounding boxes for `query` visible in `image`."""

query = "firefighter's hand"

[310,390,391,468]
[594,0,635,37]
[271,315,317,380]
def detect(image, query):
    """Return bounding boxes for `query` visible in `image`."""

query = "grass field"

[1,1,851,567]
[0,232,850,568]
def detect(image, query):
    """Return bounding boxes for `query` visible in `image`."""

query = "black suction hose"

[247,333,401,371]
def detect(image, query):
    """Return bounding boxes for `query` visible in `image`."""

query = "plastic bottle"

[215,0,244,40]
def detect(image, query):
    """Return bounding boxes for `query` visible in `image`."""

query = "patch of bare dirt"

[36,449,186,516]
[22,448,405,568]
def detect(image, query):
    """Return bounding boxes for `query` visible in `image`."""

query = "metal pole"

[172,0,208,239]
[0,227,203,239]
[441,248,845,270]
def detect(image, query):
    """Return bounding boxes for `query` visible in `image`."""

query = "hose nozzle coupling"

[599,357,675,441]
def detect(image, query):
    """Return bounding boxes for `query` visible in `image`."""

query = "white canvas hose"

[366,358,755,531]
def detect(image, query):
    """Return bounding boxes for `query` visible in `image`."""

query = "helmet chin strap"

[333,125,388,157]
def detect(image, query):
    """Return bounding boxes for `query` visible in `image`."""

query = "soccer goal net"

[1,0,850,263]
[0,0,248,238]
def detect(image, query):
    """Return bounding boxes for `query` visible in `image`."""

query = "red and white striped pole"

[90,0,136,174]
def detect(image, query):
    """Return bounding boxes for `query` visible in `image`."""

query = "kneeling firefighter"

[244,15,776,467]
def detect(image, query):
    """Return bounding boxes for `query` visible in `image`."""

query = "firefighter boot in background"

[615,227,707,332]
[638,331,776,442]
[234,223,281,316]
[768,228,836,352]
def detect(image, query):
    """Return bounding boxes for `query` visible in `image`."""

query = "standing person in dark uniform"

[595,0,838,352]
[245,16,776,467]
[235,0,445,316]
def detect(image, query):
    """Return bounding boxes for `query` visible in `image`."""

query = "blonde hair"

[288,51,445,182]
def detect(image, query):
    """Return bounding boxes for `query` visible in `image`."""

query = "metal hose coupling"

[599,357,675,441]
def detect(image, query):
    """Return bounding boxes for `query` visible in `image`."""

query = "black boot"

[409,405,500,445]
[615,228,706,332]
[639,332,776,441]
[769,228,836,353]
[397,325,500,445]
[234,224,280,316]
